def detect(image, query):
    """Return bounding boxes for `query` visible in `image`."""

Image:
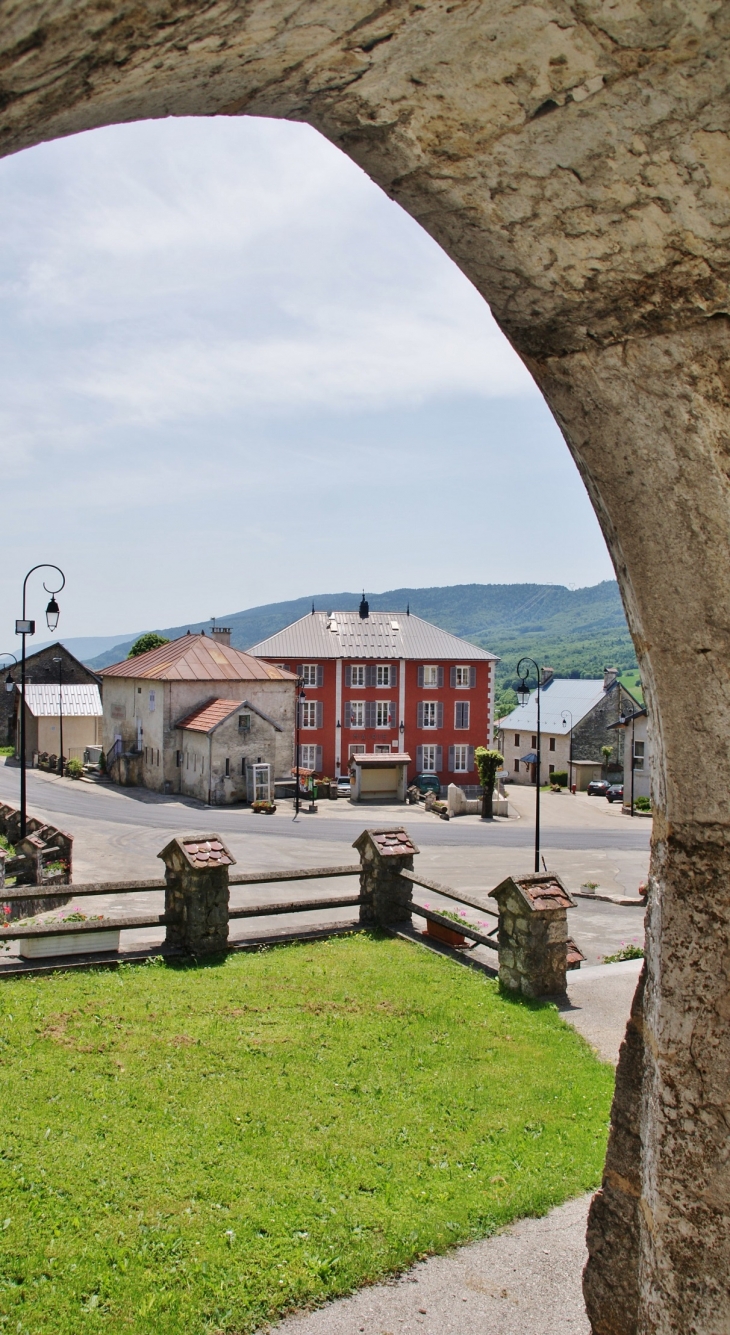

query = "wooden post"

[353,827,419,928]
[158,834,235,956]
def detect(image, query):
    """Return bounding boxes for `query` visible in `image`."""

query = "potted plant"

[422,903,470,947]
[16,910,120,959]
[65,757,84,780]
[251,799,276,814]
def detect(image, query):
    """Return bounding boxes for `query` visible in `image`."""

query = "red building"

[248,599,498,788]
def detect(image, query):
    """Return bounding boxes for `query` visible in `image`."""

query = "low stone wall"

[0,802,73,919]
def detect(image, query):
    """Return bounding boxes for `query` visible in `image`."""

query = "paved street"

[0,762,648,965]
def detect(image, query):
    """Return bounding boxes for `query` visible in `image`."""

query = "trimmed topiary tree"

[127,632,170,659]
[474,747,504,819]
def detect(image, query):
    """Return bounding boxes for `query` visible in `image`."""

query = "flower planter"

[20,929,121,959]
[425,919,467,947]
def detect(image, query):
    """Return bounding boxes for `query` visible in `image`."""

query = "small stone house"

[497,668,643,787]
[100,629,296,801]
[1,642,101,751]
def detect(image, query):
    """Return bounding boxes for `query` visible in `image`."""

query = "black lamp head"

[45,595,60,631]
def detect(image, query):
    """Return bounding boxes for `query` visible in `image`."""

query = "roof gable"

[99,633,296,683]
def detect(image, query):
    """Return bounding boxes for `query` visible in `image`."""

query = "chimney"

[603,666,619,691]
[359,594,369,620]
[541,667,554,687]
[211,627,232,648]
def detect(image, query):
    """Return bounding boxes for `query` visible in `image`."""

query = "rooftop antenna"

[312,601,315,615]
[406,602,410,616]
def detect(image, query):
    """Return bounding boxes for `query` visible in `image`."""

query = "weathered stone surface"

[159,834,234,955]
[0,6,727,1329]
[354,827,416,927]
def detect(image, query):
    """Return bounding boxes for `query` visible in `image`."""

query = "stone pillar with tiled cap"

[353,827,419,929]
[159,834,235,956]
[489,872,575,997]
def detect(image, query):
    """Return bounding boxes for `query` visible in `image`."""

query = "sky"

[0,114,614,640]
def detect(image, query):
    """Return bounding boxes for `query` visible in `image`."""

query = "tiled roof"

[100,633,296,682]
[248,611,497,662]
[20,683,103,717]
[176,699,243,733]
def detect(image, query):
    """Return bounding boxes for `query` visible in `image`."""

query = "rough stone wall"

[572,683,637,769]
[0,4,727,1330]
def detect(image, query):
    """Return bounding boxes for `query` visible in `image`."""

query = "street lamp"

[16,564,65,837]
[609,710,643,817]
[561,710,574,792]
[47,657,68,776]
[293,681,306,820]
[1,653,18,694]
[516,656,542,874]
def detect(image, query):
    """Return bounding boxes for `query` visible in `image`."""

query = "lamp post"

[516,656,542,874]
[610,711,641,816]
[1,655,18,752]
[16,564,65,838]
[47,657,68,776]
[561,710,574,792]
[293,680,306,820]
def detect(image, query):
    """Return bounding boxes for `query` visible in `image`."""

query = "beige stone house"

[100,629,296,802]
[17,683,102,763]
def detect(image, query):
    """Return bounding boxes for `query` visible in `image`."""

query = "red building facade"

[248,602,497,787]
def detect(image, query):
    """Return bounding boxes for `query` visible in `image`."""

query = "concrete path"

[263,960,641,1335]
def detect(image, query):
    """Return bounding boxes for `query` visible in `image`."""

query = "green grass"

[0,936,613,1334]
[617,671,644,704]
[0,746,14,757]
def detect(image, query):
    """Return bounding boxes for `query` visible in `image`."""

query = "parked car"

[587,779,611,796]
[606,784,624,803]
[336,775,352,797]
[412,772,441,795]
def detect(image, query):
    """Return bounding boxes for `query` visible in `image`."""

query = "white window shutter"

[316,745,323,771]
[436,702,443,729]
[448,745,455,770]
[345,665,352,687]
[450,666,456,688]
[417,666,424,687]
[316,701,323,728]
[437,666,444,687]
[391,664,398,687]
[435,745,443,772]
[467,745,475,772]
[317,665,324,687]
[416,745,423,771]
[417,701,424,728]
[470,666,477,688]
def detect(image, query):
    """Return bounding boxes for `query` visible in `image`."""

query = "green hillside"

[87,583,638,708]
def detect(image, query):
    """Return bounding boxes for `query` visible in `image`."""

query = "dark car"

[587,779,611,796]
[606,784,624,803]
[412,772,441,795]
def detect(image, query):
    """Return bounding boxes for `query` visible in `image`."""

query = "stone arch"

[1,5,728,1331]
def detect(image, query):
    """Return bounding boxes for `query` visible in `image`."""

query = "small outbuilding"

[175,697,286,805]
[349,752,411,803]
[17,683,103,764]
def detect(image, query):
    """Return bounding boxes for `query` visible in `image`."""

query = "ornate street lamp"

[516,656,542,873]
[294,681,306,820]
[16,565,65,837]
[561,710,574,792]
[1,653,18,695]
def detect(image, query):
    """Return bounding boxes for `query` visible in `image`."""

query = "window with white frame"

[454,666,470,687]
[349,743,365,757]
[634,740,645,769]
[349,701,365,729]
[453,744,469,771]
[301,701,318,728]
[455,701,470,729]
[301,664,319,687]
[376,664,392,687]
[375,700,392,728]
[374,744,391,754]
[300,744,318,769]
[422,665,439,687]
[350,665,366,687]
[421,744,437,772]
[421,701,437,728]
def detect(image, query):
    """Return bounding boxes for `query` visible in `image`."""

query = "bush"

[65,757,84,779]
[634,795,651,812]
[549,771,568,787]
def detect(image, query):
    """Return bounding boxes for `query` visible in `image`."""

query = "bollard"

[353,827,419,929]
[159,834,235,956]
[489,872,575,997]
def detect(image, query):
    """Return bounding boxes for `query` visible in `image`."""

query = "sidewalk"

[264,960,640,1335]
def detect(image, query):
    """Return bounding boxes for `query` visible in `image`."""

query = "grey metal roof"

[248,611,497,662]
[20,683,103,717]
[497,678,612,735]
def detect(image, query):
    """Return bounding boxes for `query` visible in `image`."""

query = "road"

[0,762,649,965]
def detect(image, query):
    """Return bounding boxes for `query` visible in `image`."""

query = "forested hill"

[86,581,636,689]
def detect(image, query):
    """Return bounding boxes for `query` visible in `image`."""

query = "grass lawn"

[0,935,613,1334]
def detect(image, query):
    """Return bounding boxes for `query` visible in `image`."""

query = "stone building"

[16,683,102,764]
[0,643,101,750]
[497,669,642,788]
[99,629,296,802]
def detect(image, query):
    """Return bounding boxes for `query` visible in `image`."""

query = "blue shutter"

[448,745,455,771]
[435,745,443,772]
[436,702,443,729]
[416,745,423,771]
[470,666,476,688]
[417,701,424,728]
[450,667,456,688]
[417,666,424,687]
[316,665,324,687]
[345,665,352,687]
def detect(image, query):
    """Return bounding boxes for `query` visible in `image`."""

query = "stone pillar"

[489,873,574,998]
[353,827,419,929]
[158,835,235,956]
[0,846,5,891]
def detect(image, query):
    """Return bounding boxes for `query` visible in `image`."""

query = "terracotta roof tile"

[176,699,245,733]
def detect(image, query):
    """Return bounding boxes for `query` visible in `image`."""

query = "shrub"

[549,771,568,786]
[127,632,170,658]
[634,795,651,812]
[65,757,84,778]
[604,943,644,963]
